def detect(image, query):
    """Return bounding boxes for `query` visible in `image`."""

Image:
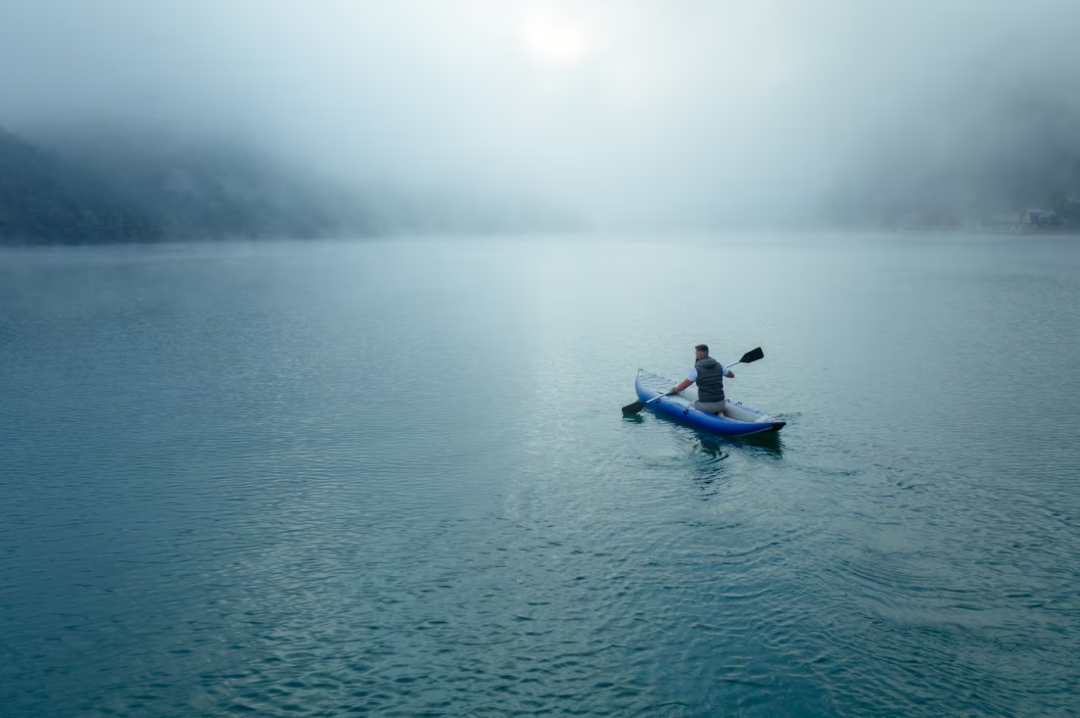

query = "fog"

[2,0,1079,230]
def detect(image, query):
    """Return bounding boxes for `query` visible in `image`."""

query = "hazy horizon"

[3,0,1080,232]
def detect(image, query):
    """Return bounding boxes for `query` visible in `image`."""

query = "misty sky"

[2,0,1079,228]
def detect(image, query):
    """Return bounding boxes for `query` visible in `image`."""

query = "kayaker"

[671,344,735,416]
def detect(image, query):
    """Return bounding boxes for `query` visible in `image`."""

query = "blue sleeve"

[687,367,698,381]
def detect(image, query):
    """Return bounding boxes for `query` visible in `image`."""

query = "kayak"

[634,369,785,436]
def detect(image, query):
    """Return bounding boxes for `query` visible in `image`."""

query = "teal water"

[1,235,1078,717]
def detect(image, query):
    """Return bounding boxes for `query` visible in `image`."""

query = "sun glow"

[519,3,596,66]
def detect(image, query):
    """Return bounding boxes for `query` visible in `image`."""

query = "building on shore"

[1016,209,1064,232]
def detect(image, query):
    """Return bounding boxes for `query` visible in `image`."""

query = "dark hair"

[695,344,709,353]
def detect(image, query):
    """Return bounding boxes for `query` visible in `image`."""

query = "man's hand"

[670,387,681,394]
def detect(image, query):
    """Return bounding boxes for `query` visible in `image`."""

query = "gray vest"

[695,356,726,403]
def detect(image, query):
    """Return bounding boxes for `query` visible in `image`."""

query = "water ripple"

[2,239,1080,717]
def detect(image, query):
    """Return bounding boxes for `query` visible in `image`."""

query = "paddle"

[621,347,765,416]
[732,346,764,366]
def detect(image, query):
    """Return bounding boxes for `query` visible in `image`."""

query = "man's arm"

[671,378,693,393]
[725,370,735,379]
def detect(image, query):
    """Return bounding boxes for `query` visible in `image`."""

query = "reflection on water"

[738,432,785,458]
[1,236,1079,717]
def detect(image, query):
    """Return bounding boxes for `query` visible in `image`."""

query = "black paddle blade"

[622,400,647,415]
[739,347,765,364]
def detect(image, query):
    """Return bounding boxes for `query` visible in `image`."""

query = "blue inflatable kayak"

[635,369,785,436]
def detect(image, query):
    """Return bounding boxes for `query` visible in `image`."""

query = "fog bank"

[2,0,1079,231]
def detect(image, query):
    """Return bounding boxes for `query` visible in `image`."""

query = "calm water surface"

[1,235,1078,717]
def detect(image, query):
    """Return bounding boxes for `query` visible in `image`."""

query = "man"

[671,344,735,416]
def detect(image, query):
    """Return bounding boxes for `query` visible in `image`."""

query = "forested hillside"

[0,126,158,243]
[0,125,578,245]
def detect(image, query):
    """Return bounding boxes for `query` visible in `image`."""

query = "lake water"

[1,234,1078,717]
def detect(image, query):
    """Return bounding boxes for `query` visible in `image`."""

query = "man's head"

[695,344,709,359]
